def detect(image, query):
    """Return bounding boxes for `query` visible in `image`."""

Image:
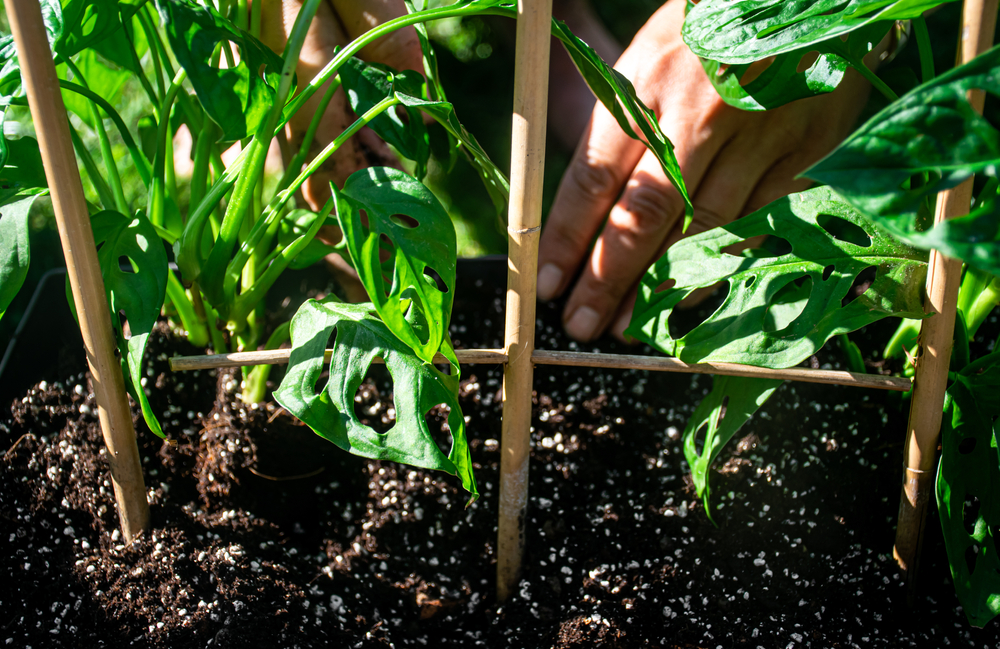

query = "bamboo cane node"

[507,225,541,235]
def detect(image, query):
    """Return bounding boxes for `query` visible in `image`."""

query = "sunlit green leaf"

[0,188,46,322]
[626,187,928,368]
[57,0,124,57]
[274,299,477,502]
[683,0,951,64]
[335,167,456,364]
[340,58,430,180]
[551,19,692,223]
[936,361,1000,628]
[807,46,1000,276]
[684,375,782,516]
[159,0,285,142]
[91,210,169,438]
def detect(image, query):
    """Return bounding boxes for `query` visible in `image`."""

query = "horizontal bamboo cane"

[169,347,911,391]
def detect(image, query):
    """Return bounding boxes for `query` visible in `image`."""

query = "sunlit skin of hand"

[536,0,885,343]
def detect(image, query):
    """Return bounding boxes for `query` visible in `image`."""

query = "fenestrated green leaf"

[625,187,928,368]
[684,375,782,516]
[59,49,131,128]
[0,188,46,322]
[693,20,889,111]
[551,19,692,224]
[936,361,1000,628]
[274,299,477,502]
[339,58,430,180]
[683,0,952,64]
[159,0,285,142]
[91,210,169,438]
[56,0,124,58]
[394,87,509,222]
[0,136,47,193]
[335,167,456,364]
[806,46,1000,276]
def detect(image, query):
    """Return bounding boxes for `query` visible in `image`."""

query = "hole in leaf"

[899,171,941,193]
[424,266,448,293]
[389,214,419,229]
[744,276,756,289]
[718,395,730,423]
[963,495,981,536]
[424,403,454,456]
[958,437,977,454]
[842,266,877,307]
[668,282,729,339]
[817,214,872,248]
[965,544,979,576]
[353,362,396,435]
[723,236,792,259]
[796,50,821,73]
[822,265,835,281]
[692,422,708,455]
[763,275,813,333]
[118,256,135,273]
[655,278,677,294]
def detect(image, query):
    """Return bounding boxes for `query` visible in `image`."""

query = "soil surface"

[2,261,999,648]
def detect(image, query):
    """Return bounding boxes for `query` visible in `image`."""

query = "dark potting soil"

[2,263,999,649]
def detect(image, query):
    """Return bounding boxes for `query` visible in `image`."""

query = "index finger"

[331,0,424,72]
[536,104,645,301]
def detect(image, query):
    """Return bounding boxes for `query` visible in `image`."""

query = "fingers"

[331,0,424,72]
[536,108,645,304]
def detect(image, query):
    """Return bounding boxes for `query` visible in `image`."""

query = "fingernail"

[565,306,601,341]
[537,264,564,301]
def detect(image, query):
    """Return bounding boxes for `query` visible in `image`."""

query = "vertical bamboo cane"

[497,0,552,603]
[5,0,150,542]
[893,0,998,596]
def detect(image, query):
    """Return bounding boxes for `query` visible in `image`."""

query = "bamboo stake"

[893,0,998,597]
[497,0,552,603]
[5,0,150,542]
[169,348,912,392]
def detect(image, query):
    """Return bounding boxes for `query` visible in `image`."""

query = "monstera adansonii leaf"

[625,186,929,369]
[335,167,456,365]
[684,375,783,515]
[92,210,168,438]
[0,188,47,322]
[936,360,1000,628]
[682,0,954,110]
[274,299,477,503]
[807,45,1000,277]
[159,0,285,142]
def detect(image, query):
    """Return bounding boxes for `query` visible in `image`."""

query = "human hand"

[536,0,875,342]
[260,0,423,209]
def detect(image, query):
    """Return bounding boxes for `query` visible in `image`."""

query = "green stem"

[200,294,229,354]
[274,77,340,196]
[68,123,117,210]
[148,70,188,230]
[850,60,898,103]
[223,96,398,301]
[189,118,216,212]
[965,276,1000,340]
[884,317,921,361]
[61,57,129,214]
[228,197,334,329]
[199,0,324,307]
[36,82,152,186]
[137,7,166,98]
[165,269,209,348]
[250,0,262,38]
[281,3,511,124]
[241,322,290,404]
[912,16,935,83]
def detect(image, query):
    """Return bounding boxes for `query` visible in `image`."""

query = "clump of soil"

[2,265,999,648]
